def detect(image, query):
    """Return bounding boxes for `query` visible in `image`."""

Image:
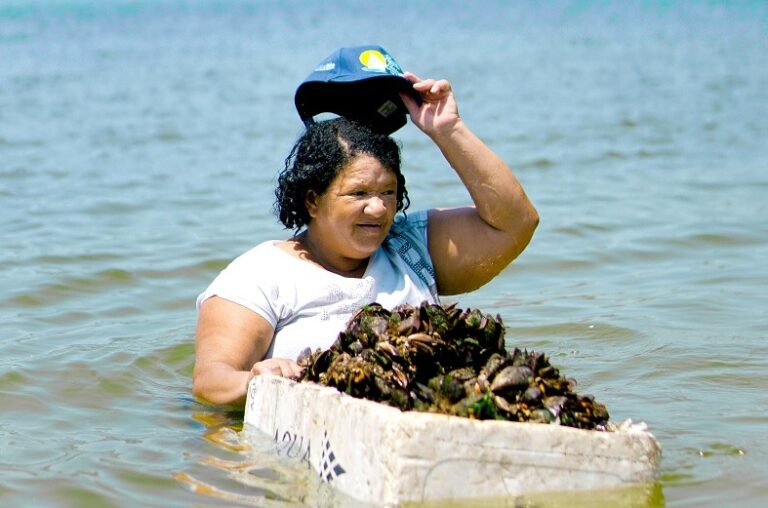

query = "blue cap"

[295,45,421,135]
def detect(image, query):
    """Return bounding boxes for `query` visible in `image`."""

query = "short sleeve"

[195,243,284,329]
[384,210,438,300]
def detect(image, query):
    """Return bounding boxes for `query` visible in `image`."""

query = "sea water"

[1,1,767,506]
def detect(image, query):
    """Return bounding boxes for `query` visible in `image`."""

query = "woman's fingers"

[404,72,451,99]
[251,358,301,379]
[403,71,420,83]
[430,79,452,95]
[402,72,460,135]
[282,361,303,379]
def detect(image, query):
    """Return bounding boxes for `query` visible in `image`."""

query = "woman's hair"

[274,117,410,231]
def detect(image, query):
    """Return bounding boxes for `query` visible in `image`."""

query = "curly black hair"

[274,118,410,231]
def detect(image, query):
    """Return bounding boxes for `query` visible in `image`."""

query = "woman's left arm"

[401,73,539,295]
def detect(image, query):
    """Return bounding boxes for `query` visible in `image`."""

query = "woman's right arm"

[193,296,300,406]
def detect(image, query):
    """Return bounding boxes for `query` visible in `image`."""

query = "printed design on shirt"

[318,430,346,483]
[390,231,437,295]
[319,278,376,321]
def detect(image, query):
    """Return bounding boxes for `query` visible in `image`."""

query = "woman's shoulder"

[222,239,294,272]
[229,239,280,262]
[389,209,430,234]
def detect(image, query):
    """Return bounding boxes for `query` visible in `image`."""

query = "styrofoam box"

[244,375,661,506]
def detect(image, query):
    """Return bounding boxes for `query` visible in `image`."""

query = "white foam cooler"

[244,375,661,505]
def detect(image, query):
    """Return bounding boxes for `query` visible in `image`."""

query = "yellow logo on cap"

[359,50,387,71]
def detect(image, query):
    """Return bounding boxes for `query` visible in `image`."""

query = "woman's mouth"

[357,223,385,235]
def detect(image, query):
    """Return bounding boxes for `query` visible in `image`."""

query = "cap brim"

[295,74,421,135]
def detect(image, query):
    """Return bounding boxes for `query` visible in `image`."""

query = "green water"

[1,1,767,506]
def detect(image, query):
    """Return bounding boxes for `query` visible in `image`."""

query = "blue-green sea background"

[2,0,766,506]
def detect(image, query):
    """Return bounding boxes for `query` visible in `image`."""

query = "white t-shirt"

[196,210,439,360]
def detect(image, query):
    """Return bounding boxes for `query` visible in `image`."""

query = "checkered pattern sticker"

[318,430,346,483]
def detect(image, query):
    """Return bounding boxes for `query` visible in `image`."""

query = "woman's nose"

[364,195,387,216]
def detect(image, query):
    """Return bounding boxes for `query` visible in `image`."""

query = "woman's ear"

[304,190,319,219]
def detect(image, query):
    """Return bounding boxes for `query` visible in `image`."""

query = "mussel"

[298,301,610,430]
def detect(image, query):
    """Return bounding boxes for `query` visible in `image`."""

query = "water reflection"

[185,408,666,507]
[179,409,357,507]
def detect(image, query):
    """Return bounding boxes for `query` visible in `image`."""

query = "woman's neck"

[300,230,368,278]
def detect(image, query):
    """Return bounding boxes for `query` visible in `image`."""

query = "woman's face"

[306,154,398,263]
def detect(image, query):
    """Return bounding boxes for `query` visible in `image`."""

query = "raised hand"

[400,72,461,137]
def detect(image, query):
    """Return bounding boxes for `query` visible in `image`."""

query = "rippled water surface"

[2,1,767,506]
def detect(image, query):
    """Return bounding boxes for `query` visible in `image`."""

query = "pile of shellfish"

[298,302,610,430]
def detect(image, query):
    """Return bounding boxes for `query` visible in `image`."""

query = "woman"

[193,73,539,406]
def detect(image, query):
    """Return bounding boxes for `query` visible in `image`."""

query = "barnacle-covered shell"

[490,366,534,393]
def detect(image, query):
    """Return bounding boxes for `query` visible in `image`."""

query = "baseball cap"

[294,45,421,135]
